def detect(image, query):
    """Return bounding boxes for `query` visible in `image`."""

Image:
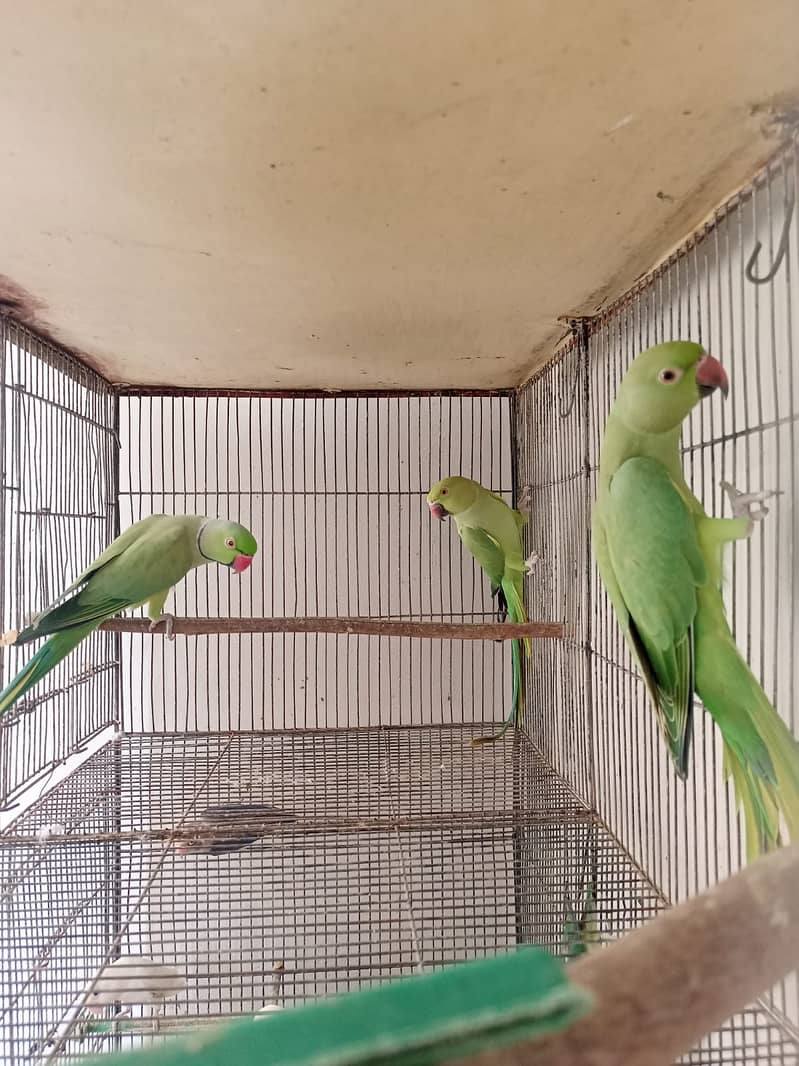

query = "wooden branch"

[452,845,799,1066]
[99,617,566,640]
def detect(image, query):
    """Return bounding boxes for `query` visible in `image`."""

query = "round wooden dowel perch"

[99,616,566,640]
[453,845,799,1066]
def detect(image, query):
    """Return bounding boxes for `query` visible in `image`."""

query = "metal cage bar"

[0,318,119,810]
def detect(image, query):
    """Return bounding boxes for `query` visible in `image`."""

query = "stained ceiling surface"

[1,1,797,389]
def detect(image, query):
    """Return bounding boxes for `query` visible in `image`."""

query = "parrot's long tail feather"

[472,577,528,746]
[472,638,522,746]
[696,625,799,862]
[501,579,532,657]
[0,626,95,719]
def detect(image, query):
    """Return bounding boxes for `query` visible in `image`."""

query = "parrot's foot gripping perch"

[721,480,782,528]
[149,613,177,641]
[524,551,541,574]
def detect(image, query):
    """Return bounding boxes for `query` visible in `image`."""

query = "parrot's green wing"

[457,510,528,745]
[458,526,506,593]
[593,519,662,699]
[25,515,166,630]
[600,457,707,778]
[69,515,166,589]
[485,488,507,505]
[22,595,133,638]
[482,488,528,530]
[19,520,194,642]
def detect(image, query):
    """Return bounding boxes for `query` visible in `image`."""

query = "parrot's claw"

[516,485,533,512]
[0,629,18,647]
[721,481,782,524]
[149,613,176,641]
[524,551,541,574]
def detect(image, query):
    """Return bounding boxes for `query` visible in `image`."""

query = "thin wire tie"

[559,319,590,418]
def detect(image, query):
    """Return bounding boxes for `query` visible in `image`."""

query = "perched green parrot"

[427,476,535,744]
[0,515,257,718]
[593,340,799,860]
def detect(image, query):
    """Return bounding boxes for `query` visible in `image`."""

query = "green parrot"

[593,340,799,860]
[427,476,535,744]
[0,515,257,718]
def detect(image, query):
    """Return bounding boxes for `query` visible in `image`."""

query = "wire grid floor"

[1,727,794,1065]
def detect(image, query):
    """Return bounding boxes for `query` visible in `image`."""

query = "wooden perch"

[453,844,799,1066]
[99,616,566,640]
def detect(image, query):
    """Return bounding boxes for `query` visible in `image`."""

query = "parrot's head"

[427,476,479,520]
[199,520,258,573]
[615,340,728,434]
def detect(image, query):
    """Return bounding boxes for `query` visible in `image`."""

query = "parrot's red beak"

[429,502,448,521]
[695,353,729,399]
[233,554,253,574]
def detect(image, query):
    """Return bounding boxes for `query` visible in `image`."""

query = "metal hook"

[745,190,795,285]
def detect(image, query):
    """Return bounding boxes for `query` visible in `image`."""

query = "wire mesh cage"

[517,132,799,1061]
[0,322,118,805]
[1,133,798,1065]
[114,391,513,732]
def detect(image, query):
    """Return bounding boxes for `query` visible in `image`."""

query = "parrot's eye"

[441,488,448,496]
[225,537,235,549]
[658,368,683,384]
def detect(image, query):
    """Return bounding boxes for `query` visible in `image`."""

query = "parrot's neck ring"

[196,520,215,562]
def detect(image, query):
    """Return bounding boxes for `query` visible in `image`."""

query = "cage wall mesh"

[0,132,797,1066]
[517,131,799,1059]
[116,393,515,733]
[0,320,118,808]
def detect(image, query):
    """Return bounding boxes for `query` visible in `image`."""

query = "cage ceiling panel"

[0,0,798,389]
